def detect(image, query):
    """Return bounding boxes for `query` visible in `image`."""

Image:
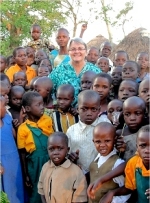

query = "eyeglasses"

[69,47,86,52]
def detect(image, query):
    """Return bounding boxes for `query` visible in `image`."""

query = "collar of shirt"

[94,148,117,168]
[78,117,101,132]
[48,159,71,169]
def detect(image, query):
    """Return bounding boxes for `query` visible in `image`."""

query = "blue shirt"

[49,62,101,106]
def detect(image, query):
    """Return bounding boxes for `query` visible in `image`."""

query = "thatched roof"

[87,34,110,49]
[110,27,150,61]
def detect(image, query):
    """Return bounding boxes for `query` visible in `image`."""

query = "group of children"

[0,23,149,203]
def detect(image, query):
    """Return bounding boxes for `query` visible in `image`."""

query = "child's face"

[34,84,51,99]
[13,73,27,87]
[101,44,112,57]
[111,66,122,86]
[118,81,137,102]
[0,86,9,104]
[86,48,99,64]
[15,49,27,66]
[10,91,24,109]
[48,136,69,166]
[56,90,74,112]
[26,96,44,118]
[92,77,110,101]
[137,53,149,72]
[137,131,150,169]
[107,100,123,126]
[122,62,139,80]
[31,26,41,40]
[40,59,52,72]
[38,66,50,77]
[97,58,110,73]
[77,98,100,125]
[0,99,6,118]
[114,53,128,67]
[81,74,93,91]
[26,47,35,56]
[2,79,11,91]
[35,50,47,65]
[0,57,6,73]
[123,103,144,131]
[93,127,115,156]
[56,30,70,47]
[7,57,15,68]
[139,79,150,107]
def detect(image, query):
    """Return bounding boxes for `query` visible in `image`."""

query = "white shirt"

[66,116,110,173]
[95,149,130,203]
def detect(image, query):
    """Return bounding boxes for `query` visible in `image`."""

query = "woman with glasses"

[49,37,101,106]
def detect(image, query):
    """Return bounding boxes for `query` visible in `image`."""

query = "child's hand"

[87,178,103,199]
[0,164,4,175]
[19,106,27,123]
[99,191,114,203]
[145,188,150,199]
[68,150,79,163]
[13,119,20,128]
[69,107,78,116]
[81,23,87,31]
[115,136,126,153]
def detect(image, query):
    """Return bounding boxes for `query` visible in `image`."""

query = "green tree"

[0,0,66,56]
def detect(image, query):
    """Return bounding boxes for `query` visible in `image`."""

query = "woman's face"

[68,41,87,63]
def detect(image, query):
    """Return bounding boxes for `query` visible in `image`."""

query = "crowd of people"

[0,23,149,203]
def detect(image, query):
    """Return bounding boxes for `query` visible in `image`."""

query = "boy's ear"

[25,106,30,112]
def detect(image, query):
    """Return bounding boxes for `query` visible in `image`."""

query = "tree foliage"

[0,0,66,56]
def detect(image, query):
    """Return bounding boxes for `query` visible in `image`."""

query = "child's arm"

[87,162,126,199]
[79,23,87,38]
[99,186,132,203]
[41,195,47,203]
[19,148,32,188]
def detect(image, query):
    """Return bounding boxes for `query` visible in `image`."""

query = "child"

[0,81,10,106]
[17,91,53,203]
[0,96,24,203]
[53,84,79,133]
[26,46,35,67]
[99,41,113,68]
[118,79,138,102]
[122,60,140,82]
[107,99,123,129]
[116,96,146,161]
[29,76,39,91]
[37,65,50,77]
[0,73,11,91]
[50,28,70,68]
[12,71,28,88]
[38,132,88,203]
[40,58,52,72]
[89,122,130,203]
[113,50,129,67]
[92,72,112,114]
[35,49,48,66]
[136,51,150,81]
[6,55,16,70]
[33,77,55,116]
[0,55,7,73]
[27,24,51,55]
[101,125,150,203]
[139,78,150,117]
[86,47,100,65]
[110,66,122,100]
[80,70,97,91]
[96,57,110,73]
[9,85,25,121]
[66,90,110,177]
[6,47,37,85]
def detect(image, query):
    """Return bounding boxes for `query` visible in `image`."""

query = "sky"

[52,0,150,45]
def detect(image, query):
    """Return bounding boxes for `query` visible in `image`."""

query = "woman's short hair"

[68,37,87,50]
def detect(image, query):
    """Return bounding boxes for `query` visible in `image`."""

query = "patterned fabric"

[49,62,101,106]
[49,49,70,68]
[52,109,79,133]
[27,38,50,56]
